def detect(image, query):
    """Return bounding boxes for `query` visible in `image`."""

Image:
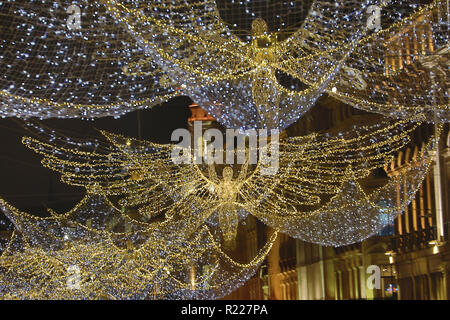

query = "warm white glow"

[433,245,439,255]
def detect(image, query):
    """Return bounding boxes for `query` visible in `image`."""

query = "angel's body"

[206,161,249,249]
[248,18,280,118]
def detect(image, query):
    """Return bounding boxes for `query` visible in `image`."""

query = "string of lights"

[0,0,178,119]
[0,193,277,299]
[327,0,449,123]
[0,0,447,300]
[20,115,434,248]
[100,0,378,130]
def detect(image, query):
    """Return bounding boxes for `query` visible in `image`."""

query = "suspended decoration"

[0,0,178,119]
[101,0,380,130]
[0,0,446,301]
[0,194,277,299]
[21,114,438,247]
[328,0,449,122]
[0,1,445,125]
[102,0,448,129]
[254,146,435,246]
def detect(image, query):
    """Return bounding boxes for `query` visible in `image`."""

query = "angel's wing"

[327,0,449,122]
[208,163,220,184]
[22,123,223,221]
[251,130,438,247]
[21,124,157,194]
[102,0,251,81]
[274,0,371,84]
[238,116,424,218]
[0,0,177,119]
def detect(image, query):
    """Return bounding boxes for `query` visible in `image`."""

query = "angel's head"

[251,18,268,36]
[222,166,234,181]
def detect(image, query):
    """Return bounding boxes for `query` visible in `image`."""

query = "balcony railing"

[279,257,296,272]
[390,226,437,253]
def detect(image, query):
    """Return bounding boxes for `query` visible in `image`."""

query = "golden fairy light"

[0,193,277,299]
[20,114,439,248]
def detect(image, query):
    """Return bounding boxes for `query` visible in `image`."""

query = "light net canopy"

[0,0,178,119]
[103,0,375,130]
[0,1,446,126]
[0,193,276,299]
[329,0,449,122]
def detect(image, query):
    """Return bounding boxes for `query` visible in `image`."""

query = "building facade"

[224,99,450,300]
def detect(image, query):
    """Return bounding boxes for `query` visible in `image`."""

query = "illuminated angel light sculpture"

[100,0,379,130]
[327,0,449,123]
[0,193,277,299]
[1,0,445,127]
[103,0,447,129]
[21,115,440,247]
